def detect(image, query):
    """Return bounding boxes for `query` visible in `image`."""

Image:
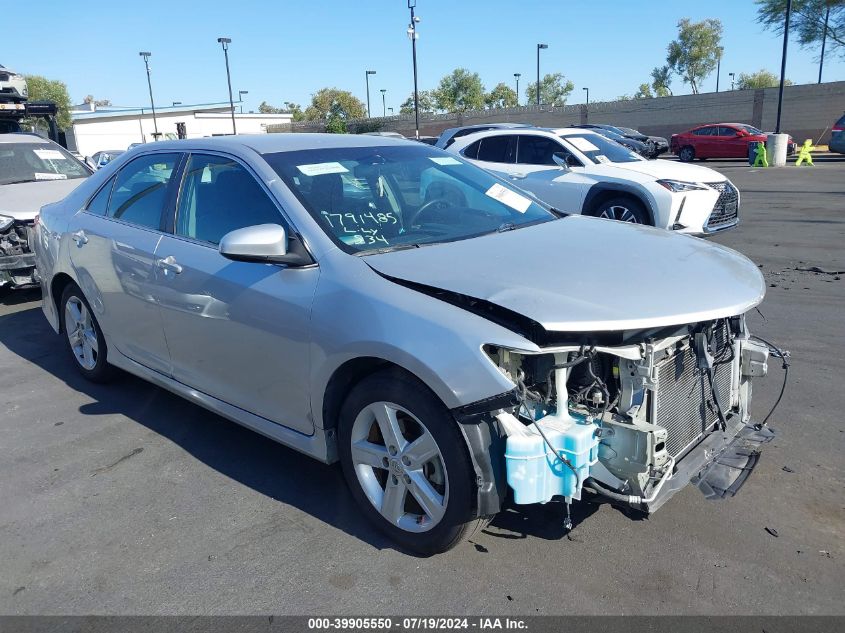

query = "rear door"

[692,126,717,157]
[152,152,318,434]
[70,152,182,374]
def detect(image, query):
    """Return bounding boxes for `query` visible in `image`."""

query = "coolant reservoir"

[505,412,599,504]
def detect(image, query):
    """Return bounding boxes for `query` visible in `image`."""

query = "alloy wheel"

[599,205,642,223]
[349,401,449,533]
[65,296,99,370]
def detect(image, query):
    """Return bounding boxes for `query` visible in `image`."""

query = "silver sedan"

[34,134,774,554]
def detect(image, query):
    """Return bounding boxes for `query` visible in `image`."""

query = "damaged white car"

[0,134,91,290]
[34,134,782,554]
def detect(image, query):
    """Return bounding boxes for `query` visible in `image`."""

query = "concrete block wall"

[287,80,845,145]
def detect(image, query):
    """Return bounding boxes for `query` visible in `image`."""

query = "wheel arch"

[583,184,656,226]
[50,272,77,333]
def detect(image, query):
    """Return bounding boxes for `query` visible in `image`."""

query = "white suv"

[0,65,28,102]
[446,127,739,234]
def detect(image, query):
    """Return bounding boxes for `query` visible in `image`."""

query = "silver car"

[34,134,776,554]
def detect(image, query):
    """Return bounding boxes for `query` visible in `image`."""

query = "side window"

[107,153,180,229]
[693,127,714,137]
[517,135,564,165]
[86,177,115,215]
[719,126,737,137]
[175,154,283,245]
[477,135,515,163]
[462,140,480,159]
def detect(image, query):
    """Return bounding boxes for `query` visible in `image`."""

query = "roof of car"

[127,133,414,155]
[0,133,54,145]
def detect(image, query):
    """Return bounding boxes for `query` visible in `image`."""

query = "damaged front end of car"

[0,214,38,290]
[479,315,783,520]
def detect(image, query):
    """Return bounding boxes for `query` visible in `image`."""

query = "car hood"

[591,159,727,183]
[365,216,764,333]
[0,179,85,220]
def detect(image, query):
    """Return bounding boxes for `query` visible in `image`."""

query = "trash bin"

[748,141,760,166]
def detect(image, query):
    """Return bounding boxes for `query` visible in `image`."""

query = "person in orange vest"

[795,139,815,166]
[753,142,768,167]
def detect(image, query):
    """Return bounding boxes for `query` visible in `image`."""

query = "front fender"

[309,253,534,429]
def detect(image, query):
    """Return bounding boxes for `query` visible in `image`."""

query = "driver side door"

[511,134,589,213]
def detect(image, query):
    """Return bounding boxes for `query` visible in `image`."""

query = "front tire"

[590,196,648,224]
[338,370,483,555]
[60,283,113,382]
[678,145,696,162]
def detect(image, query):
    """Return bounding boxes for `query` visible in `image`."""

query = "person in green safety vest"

[795,139,815,166]
[753,142,769,167]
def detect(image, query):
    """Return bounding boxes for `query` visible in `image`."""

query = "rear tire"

[678,146,695,162]
[589,196,648,224]
[338,369,484,555]
[60,283,114,383]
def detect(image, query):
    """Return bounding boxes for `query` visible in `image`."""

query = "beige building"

[69,102,293,157]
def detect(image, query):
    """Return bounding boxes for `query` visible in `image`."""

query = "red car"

[671,123,795,162]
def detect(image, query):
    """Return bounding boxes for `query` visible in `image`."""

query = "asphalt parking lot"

[1,158,843,616]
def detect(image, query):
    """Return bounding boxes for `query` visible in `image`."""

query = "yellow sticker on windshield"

[485,183,531,213]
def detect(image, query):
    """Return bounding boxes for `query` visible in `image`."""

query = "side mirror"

[219,223,312,266]
[736,130,748,137]
[552,152,571,170]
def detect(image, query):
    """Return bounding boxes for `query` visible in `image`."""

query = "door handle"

[156,255,183,274]
[71,230,88,245]
[509,173,527,180]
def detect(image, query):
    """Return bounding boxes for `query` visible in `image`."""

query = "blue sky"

[5,0,843,113]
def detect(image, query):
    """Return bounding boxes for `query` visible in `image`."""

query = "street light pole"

[514,73,521,106]
[818,4,830,83]
[217,37,236,135]
[138,52,158,139]
[381,89,387,117]
[536,44,548,106]
[365,70,376,117]
[238,90,248,114]
[582,86,589,106]
[775,0,792,134]
[729,72,735,90]
[407,0,421,139]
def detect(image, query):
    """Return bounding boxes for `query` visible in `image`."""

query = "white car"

[446,127,739,235]
[0,65,28,102]
[0,134,91,290]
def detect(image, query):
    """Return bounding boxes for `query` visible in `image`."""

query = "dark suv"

[830,112,845,154]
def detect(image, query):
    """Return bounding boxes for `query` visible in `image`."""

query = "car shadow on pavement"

[0,303,402,555]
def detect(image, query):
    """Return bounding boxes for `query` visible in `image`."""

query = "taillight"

[833,126,844,132]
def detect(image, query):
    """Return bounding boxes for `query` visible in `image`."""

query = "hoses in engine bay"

[750,334,791,426]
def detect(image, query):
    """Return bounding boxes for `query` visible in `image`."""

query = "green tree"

[525,72,575,106]
[650,65,674,96]
[24,75,72,129]
[432,68,486,112]
[399,90,435,115]
[260,100,305,121]
[485,82,518,108]
[666,18,724,93]
[757,0,844,60]
[736,69,794,89]
[258,100,283,113]
[634,83,654,99]
[303,88,366,123]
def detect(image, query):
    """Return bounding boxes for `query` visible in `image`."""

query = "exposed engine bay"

[485,315,784,518]
[0,219,37,289]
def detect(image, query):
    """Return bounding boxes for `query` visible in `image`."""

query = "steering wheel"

[407,198,453,227]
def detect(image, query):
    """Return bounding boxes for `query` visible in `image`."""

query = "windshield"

[264,144,556,254]
[0,142,90,185]
[558,133,643,165]
[738,124,764,135]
